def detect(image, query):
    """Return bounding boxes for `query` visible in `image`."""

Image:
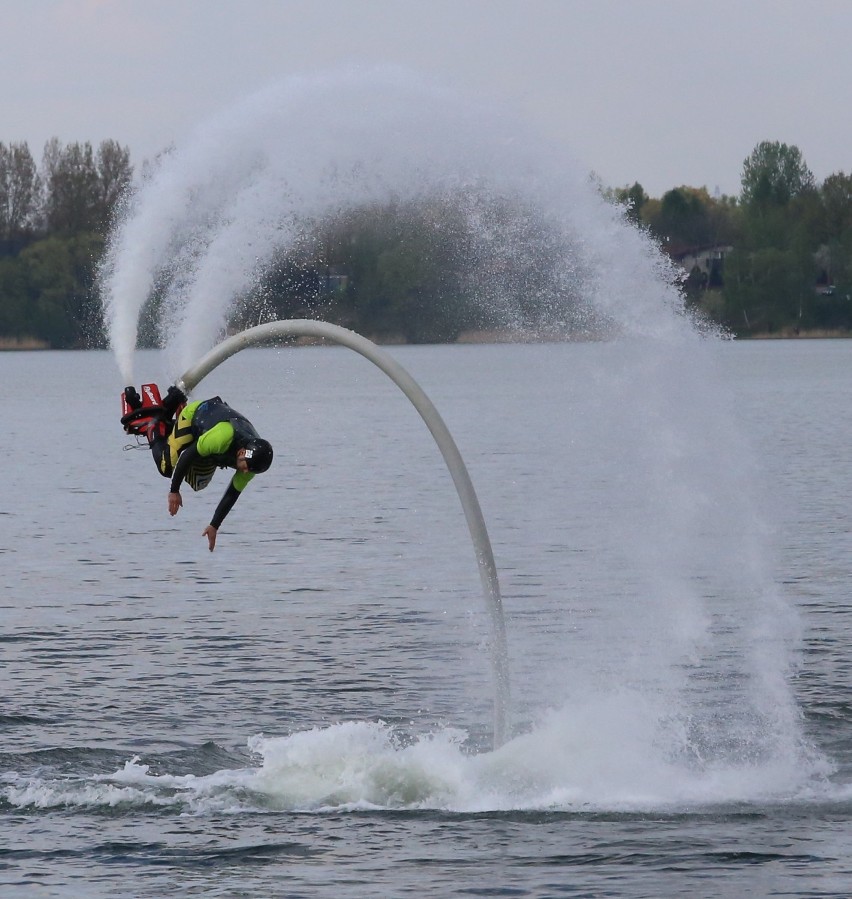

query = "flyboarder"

[121,385,274,551]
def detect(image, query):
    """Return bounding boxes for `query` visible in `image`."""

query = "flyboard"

[120,320,511,748]
[120,383,188,438]
[120,383,164,430]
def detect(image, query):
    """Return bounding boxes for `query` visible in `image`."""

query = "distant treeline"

[0,139,131,346]
[1,138,850,348]
[608,141,852,335]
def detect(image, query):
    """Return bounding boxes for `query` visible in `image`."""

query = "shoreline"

[0,337,51,351]
[746,328,852,339]
[3,328,852,351]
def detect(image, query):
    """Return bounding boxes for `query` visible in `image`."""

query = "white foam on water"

[0,720,839,815]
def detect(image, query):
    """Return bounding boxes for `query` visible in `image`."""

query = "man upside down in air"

[121,385,274,551]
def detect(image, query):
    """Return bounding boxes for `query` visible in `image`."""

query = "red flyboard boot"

[120,384,166,436]
[121,386,142,419]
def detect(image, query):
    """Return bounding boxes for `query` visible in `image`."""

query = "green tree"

[612,182,648,225]
[812,171,852,324]
[41,139,132,234]
[741,141,815,208]
[286,199,483,342]
[0,255,28,336]
[14,233,105,347]
[641,186,739,250]
[42,139,100,233]
[723,243,813,333]
[659,188,708,246]
[0,137,132,345]
[0,142,40,246]
[817,172,852,293]
[821,171,852,235]
[718,141,821,333]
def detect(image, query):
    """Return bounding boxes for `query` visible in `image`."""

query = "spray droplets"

[99,68,694,382]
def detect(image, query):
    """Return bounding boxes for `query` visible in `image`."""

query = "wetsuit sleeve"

[209,472,255,529]
[210,481,240,529]
[197,422,235,456]
[170,444,199,493]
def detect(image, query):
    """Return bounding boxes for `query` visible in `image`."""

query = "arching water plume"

[100,67,691,383]
[99,68,825,801]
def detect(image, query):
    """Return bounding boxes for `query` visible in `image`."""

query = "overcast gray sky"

[2,0,849,198]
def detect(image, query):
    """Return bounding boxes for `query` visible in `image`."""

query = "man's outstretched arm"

[203,481,242,551]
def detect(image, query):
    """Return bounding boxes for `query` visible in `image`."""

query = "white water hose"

[178,319,511,747]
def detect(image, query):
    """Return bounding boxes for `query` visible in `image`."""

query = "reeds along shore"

[0,337,50,350]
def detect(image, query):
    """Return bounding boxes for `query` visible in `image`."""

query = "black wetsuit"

[152,397,261,529]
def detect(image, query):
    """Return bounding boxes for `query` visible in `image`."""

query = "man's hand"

[203,525,218,552]
[168,492,183,516]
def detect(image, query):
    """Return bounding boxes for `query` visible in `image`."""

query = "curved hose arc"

[178,319,510,747]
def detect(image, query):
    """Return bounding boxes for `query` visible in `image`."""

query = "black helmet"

[243,438,273,473]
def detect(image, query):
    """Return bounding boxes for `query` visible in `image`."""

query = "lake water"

[2,338,852,897]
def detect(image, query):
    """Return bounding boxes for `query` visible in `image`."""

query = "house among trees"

[667,243,733,289]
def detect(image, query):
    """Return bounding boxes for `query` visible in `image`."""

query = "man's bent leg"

[147,420,174,477]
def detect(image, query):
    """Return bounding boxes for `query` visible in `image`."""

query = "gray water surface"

[2,340,851,897]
